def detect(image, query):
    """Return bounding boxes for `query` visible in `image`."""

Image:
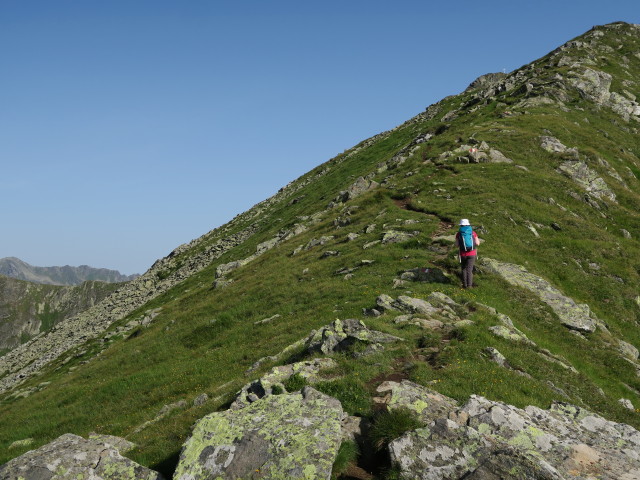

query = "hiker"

[455,219,480,288]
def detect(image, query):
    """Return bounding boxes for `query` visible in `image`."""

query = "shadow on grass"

[151,450,181,479]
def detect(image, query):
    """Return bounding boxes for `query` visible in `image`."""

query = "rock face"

[0,433,162,480]
[482,258,600,333]
[385,383,640,480]
[174,387,343,480]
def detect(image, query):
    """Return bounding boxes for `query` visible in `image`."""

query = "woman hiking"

[455,218,480,289]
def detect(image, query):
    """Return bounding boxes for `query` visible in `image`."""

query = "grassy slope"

[1,23,640,477]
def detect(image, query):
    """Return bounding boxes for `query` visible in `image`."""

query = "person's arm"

[473,231,480,247]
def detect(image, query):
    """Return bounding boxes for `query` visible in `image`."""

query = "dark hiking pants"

[461,255,476,288]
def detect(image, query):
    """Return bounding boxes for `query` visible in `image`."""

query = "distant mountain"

[0,257,139,286]
[0,275,121,355]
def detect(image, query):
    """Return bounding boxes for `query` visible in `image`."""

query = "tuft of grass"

[331,440,359,479]
[369,407,422,451]
[283,373,307,392]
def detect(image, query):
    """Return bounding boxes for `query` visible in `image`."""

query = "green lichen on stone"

[413,399,429,414]
[174,388,343,480]
[508,430,536,450]
[477,423,491,435]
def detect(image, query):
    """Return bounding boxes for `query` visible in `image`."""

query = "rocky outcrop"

[557,161,617,202]
[0,433,162,480]
[304,319,403,357]
[389,392,640,480]
[231,358,336,409]
[174,387,343,480]
[482,258,601,333]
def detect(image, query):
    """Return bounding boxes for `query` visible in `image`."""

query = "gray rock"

[157,399,187,417]
[375,380,458,424]
[399,268,452,284]
[174,388,343,480]
[381,230,419,244]
[393,296,439,316]
[488,148,513,163]
[346,232,360,241]
[557,161,617,202]
[254,314,281,325]
[482,258,599,333]
[7,438,34,450]
[231,358,336,409]
[363,240,381,249]
[304,319,402,356]
[619,398,635,411]
[622,229,632,239]
[0,433,162,480]
[193,393,209,407]
[390,393,640,480]
[540,135,569,153]
[376,294,397,311]
[619,340,639,361]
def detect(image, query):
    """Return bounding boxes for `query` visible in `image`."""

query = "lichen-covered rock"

[231,358,337,409]
[0,433,162,480]
[482,258,600,333]
[489,324,534,345]
[376,380,458,424]
[304,319,402,356]
[540,135,571,153]
[389,393,640,480]
[392,296,439,316]
[381,230,419,244]
[619,339,640,361]
[557,160,617,202]
[174,387,343,480]
[399,268,452,284]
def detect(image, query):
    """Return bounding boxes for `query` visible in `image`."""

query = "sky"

[1,1,638,275]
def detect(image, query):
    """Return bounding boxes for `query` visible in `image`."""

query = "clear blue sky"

[1,1,638,275]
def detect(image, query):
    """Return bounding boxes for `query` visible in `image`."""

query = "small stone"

[622,229,632,239]
[193,394,209,407]
[619,398,635,410]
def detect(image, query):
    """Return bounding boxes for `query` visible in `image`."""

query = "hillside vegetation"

[1,22,640,479]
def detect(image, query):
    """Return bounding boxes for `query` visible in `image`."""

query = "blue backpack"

[459,225,475,252]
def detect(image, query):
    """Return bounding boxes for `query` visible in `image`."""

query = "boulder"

[482,258,599,333]
[399,268,451,284]
[619,339,639,361]
[0,433,162,480]
[304,319,402,356]
[376,380,458,424]
[174,387,343,480]
[381,230,419,244]
[389,394,640,480]
[231,358,336,409]
[393,296,439,316]
[557,161,617,202]
[540,135,569,153]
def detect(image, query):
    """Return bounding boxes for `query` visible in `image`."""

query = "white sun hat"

[459,218,471,226]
